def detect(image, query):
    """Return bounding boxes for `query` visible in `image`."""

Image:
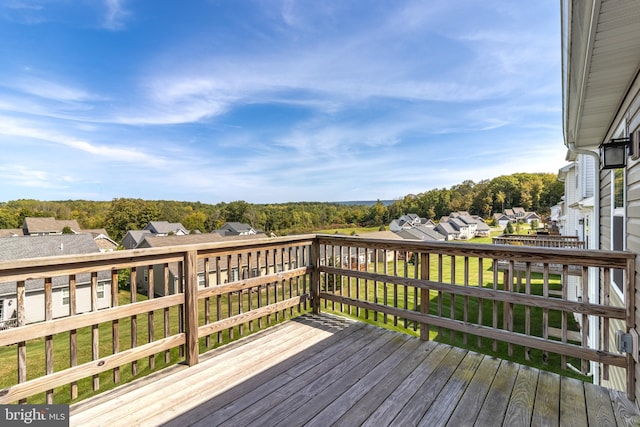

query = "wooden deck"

[70,314,640,427]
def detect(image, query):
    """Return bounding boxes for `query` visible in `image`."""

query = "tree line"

[0,172,563,241]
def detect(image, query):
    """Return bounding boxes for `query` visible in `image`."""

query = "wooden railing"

[315,235,635,400]
[492,234,585,248]
[0,235,313,404]
[0,234,635,404]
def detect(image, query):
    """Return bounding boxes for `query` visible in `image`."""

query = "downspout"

[567,142,600,384]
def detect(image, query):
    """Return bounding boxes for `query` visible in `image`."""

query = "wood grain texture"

[68,314,640,427]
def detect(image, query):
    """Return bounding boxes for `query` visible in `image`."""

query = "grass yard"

[314,225,383,235]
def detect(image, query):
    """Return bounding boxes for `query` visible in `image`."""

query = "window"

[614,168,624,209]
[62,288,70,305]
[612,167,625,294]
[0,300,4,319]
[97,283,105,299]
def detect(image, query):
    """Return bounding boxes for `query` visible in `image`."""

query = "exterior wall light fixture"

[599,136,633,169]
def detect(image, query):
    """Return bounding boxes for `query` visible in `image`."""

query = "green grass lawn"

[314,225,383,235]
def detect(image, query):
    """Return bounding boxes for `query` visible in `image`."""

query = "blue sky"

[0,0,566,204]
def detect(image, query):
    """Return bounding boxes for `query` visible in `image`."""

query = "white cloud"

[103,0,129,31]
[0,164,69,189]
[6,77,99,103]
[0,116,156,163]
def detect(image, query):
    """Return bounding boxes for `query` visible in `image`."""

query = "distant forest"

[0,172,563,241]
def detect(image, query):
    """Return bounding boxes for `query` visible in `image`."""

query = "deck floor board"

[69,313,640,427]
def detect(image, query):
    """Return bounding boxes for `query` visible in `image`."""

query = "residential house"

[443,216,471,239]
[84,229,118,252]
[562,0,640,396]
[503,207,527,222]
[523,212,542,225]
[121,221,190,250]
[121,230,153,250]
[218,222,259,236]
[0,234,112,325]
[144,221,189,236]
[433,222,460,241]
[22,217,82,236]
[472,216,492,237]
[439,212,492,239]
[389,214,424,232]
[492,213,511,229]
[557,155,598,313]
[395,226,446,242]
[19,217,117,250]
[550,198,564,233]
[558,155,596,246]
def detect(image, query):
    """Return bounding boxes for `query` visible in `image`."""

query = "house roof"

[122,230,153,248]
[446,218,469,231]
[145,221,188,235]
[473,218,491,232]
[399,227,445,241]
[23,217,82,234]
[399,214,420,223]
[0,234,100,261]
[0,235,105,296]
[138,232,267,248]
[83,229,112,239]
[0,229,24,237]
[355,230,404,240]
[434,222,459,236]
[563,1,640,150]
[413,225,446,241]
[220,222,255,233]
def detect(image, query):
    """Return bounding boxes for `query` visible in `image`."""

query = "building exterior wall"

[0,283,112,324]
[597,90,640,398]
[627,100,640,402]
[601,285,627,392]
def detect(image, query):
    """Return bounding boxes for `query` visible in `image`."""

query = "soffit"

[565,0,640,149]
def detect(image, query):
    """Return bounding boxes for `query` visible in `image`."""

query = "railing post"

[311,238,321,314]
[626,257,636,402]
[184,250,199,366]
[419,252,429,341]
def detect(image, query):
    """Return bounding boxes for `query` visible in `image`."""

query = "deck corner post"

[419,252,429,341]
[626,257,636,402]
[311,238,321,314]
[184,249,199,366]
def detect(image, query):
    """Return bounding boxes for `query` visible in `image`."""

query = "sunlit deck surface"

[70,313,640,427]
